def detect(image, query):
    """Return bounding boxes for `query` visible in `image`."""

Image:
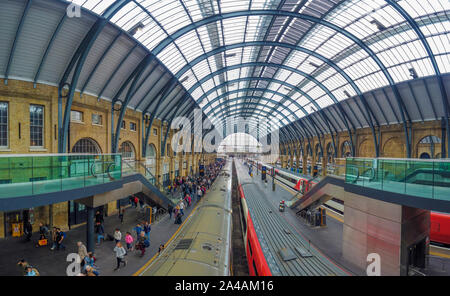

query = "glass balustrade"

[122,160,179,204]
[345,158,450,201]
[0,154,122,198]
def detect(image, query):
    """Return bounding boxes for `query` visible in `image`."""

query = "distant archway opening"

[71,138,102,154]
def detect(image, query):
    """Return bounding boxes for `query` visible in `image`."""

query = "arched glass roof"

[17,0,450,134]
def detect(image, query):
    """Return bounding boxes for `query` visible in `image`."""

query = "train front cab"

[431,212,450,245]
[238,185,272,276]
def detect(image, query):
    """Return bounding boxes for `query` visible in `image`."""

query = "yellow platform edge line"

[133,200,202,276]
[430,250,450,259]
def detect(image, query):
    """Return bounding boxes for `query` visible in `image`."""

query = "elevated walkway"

[288,158,450,214]
[0,154,175,212]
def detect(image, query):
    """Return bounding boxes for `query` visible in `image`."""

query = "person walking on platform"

[118,206,125,224]
[179,200,185,216]
[133,223,142,241]
[143,222,151,242]
[114,228,122,244]
[95,222,105,245]
[136,232,147,257]
[24,219,33,242]
[77,242,88,269]
[113,242,127,271]
[95,211,103,225]
[54,228,66,251]
[168,204,174,219]
[125,232,134,251]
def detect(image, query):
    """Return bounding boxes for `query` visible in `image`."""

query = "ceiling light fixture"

[127,22,145,36]
[370,19,387,31]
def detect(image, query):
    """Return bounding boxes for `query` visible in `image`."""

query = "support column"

[86,206,95,253]
[302,155,307,175]
[342,192,430,276]
[322,154,328,177]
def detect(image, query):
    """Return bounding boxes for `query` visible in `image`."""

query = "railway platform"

[0,199,198,276]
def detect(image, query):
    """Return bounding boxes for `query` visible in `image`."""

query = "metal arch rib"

[150,9,411,156]
[385,0,449,157]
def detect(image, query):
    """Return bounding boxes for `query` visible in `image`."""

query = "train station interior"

[0,0,449,277]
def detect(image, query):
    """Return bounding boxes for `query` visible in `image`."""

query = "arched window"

[71,138,101,154]
[341,141,352,158]
[119,141,136,160]
[326,143,334,163]
[418,135,441,159]
[145,143,157,181]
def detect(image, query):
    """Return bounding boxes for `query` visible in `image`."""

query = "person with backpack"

[136,232,148,257]
[53,228,66,251]
[174,208,183,225]
[133,223,142,240]
[143,222,151,242]
[113,242,127,271]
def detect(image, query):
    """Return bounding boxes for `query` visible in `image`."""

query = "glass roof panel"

[73,0,449,131]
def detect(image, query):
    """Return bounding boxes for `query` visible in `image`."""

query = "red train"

[247,159,450,246]
[238,184,272,276]
[430,212,450,245]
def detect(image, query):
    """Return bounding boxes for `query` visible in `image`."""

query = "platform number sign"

[262,166,267,181]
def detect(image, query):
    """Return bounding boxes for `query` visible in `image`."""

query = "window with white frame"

[70,110,83,122]
[30,105,44,147]
[0,102,8,148]
[92,114,102,125]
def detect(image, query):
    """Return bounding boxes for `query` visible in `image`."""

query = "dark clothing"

[95,213,103,224]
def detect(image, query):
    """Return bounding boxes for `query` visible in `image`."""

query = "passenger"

[84,252,96,269]
[125,232,134,251]
[25,266,39,276]
[23,219,33,242]
[133,223,142,240]
[85,265,99,276]
[95,222,105,245]
[114,228,122,244]
[174,211,183,225]
[135,232,147,257]
[167,204,174,219]
[134,196,139,209]
[113,242,127,271]
[143,221,151,242]
[158,244,165,255]
[179,200,185,216]
[95,211,103,224]
[118,206,125,224]
[17,259,29,276]
[50,227,58,250]
[77,242,89,269]
[35,222,49,247]
[54,228,66,251]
